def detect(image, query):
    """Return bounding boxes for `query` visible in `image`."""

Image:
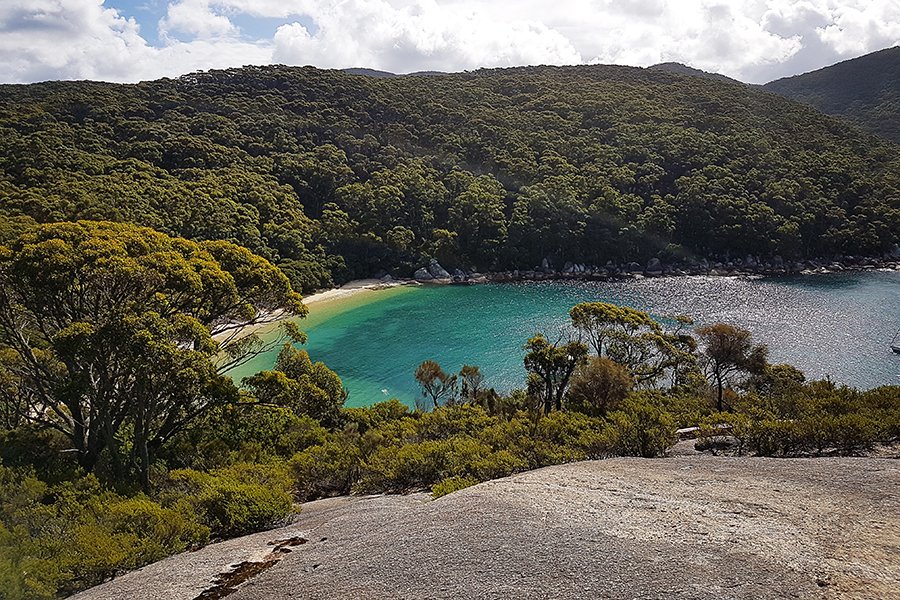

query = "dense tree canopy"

[764,47,900,144]
[0,221,305,487]
[1,65,898,291]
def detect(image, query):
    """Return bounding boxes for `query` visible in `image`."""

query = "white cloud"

[0,0,270,83]
[817,0,900,55]
[0,0,149,82]
[159,0,237,40]
[0,0,898,84]
[270,0,581,72]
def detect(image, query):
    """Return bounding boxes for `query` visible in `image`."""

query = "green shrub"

[289,438,361,500]
[741,417,799,456]
[163,468,293,538]
[475,413,584,469]
[344,399,410,433]
[432,476,479,499]
[102,497,209,558]
[0,427,79,484]
[0,466,210,599]
[358,440,448,493]
[414,405,497,440]
[656,392,716,429]
[170,405,329,469]
[600,394,676,457]
[358,436,524,493]
[0,521,64,600]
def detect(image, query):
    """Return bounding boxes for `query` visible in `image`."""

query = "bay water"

[229,271,900,407]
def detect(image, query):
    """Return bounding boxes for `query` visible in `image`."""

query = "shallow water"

[229,271,900,407]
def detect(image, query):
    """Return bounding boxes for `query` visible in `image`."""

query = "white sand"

[302,278,410,305]
[212,279,411,343]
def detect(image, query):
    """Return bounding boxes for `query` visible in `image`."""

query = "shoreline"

[302,278,414,305]
[408,252,900,285]
[414,261,900,286]
[475,258,900,284]
[217,261,900,344]
[213,279,416,344]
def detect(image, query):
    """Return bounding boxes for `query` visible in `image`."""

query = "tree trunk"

[137,438,150,493]
[715,371,724,411]
[134,399,151,493]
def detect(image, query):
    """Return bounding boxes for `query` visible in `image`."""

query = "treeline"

[764,46,900,144]
[1,222,897,599]
[1,65,899,291]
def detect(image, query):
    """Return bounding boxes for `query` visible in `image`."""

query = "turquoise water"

[229,272,900,407]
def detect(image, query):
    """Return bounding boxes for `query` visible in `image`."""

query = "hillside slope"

[765,46,900,143]
[1,65,899,292]
[648,62,742,84]
[72,456,899,600]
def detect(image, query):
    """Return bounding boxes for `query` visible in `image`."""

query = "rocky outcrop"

[427,259,451,280]
[408,253,900,286]
[72,456,900,600]
[484,254,900,284]
[413,268,433,281]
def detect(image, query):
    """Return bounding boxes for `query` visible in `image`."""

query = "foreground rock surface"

[73,457,899,600]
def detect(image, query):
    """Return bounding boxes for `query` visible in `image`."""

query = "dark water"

[230,272,900,407]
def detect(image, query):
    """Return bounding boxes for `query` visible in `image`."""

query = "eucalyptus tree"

[0,221,305,488]
[569,302,697,387]
[696,323,768,410]
[523,334,588,414]
[459,365,485,404]
[414,360,459,410]
[565,357,634,416]
[244,343,347,428]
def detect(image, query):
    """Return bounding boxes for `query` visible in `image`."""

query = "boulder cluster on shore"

[398,249,900,285]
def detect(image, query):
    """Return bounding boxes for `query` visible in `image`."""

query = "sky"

[0,0,898,85]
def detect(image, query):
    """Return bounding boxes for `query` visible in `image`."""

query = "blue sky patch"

[107,0,317,46]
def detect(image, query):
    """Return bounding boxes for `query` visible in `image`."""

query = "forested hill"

[648,62,740,84]
[1,64,898,292]
[764,47,900,143]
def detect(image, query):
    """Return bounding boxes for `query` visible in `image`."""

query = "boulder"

[414,268,434,281]
[645,258,663,275]
[541,257,551,271]
[428,259,451,279]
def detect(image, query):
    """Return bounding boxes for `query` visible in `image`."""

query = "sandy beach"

[212,279,412,344]
[302,278,411,305]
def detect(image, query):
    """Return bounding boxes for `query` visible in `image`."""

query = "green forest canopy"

[764,46,900,145]
[1,64,899,292]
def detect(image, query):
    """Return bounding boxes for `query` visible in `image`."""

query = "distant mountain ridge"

[764,46,900,143]
[342,68,447,78]
[648,62,742,84]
